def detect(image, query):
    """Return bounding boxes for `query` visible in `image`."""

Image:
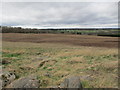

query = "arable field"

[2,33,118,88]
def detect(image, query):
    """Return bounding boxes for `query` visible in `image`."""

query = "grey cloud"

[1,2,118,28]
[2,0,120,2]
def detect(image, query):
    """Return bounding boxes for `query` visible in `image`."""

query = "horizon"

[2,25,119,29]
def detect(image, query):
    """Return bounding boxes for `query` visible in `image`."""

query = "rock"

[36,52,42,55]
[40,79,49,87]
[80,75,93,81]
[2,60,11,64]
[32,57,44,62]
[50,86,59,88]
[39,60,49,67]
[19,66,34,71]
[0,79,2,90]
[49,86,62,90]
[0,71,16,87]
[67,60,79,64]
[6,76,40,88]
[59,76,83,88]
[44,72,51,77]
[39,60,57,67]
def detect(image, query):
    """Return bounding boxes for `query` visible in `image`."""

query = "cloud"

[2,0,120,2]
[1,2,118,28]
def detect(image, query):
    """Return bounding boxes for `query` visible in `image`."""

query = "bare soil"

[2,33,118,48]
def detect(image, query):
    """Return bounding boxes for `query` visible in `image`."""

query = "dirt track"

[2,33,119,48]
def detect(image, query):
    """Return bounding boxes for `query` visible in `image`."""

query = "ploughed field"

[2,33,118,48]
[2,33,118,88]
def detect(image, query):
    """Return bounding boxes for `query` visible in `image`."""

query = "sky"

[1,0,119,29]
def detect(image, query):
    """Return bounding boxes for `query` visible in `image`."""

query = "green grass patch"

[81,80,92,88]
[2,52,21,58]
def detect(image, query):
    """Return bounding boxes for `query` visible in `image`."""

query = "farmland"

[2,33,118,88]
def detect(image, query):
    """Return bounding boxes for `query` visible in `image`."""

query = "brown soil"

[2,33,119,48]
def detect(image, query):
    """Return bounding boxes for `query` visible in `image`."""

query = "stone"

[0,71,16,87]
[59,76,83,88]
[44,72,51,77]
[50,86,59,88]
[80,75,93,81]
[6,76,40,88]
[2,60,11,64]
[39,60,49,67]
[19,66,34,71]
[39,60,57,67]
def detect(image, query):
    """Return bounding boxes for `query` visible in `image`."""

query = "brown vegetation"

[2,33,118,48]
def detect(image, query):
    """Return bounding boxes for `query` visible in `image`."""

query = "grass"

[2,41,118,88]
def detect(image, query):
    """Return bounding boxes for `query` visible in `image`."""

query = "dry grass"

[2,35,118,88]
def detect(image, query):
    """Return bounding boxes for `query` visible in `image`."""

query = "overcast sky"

[1,1,118,28]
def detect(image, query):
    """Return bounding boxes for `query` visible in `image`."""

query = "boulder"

[59,76,83,88]
[0,71,16,87]
[6,76,40,88]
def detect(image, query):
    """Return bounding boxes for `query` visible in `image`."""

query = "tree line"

[1,26,119,37]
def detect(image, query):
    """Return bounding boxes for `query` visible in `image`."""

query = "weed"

[81,80,92,88]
